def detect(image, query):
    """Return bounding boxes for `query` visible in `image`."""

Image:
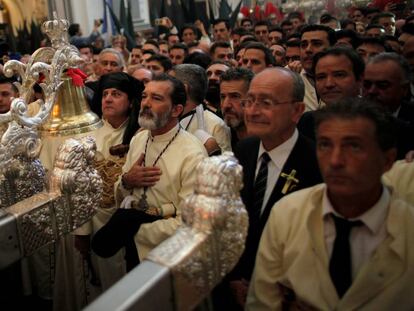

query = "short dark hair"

[365,24,385,32]
[181,24,201,40]
[301,24,337,46]
[401,22,414,35]
[241,18,253,26]
[312,46,365,80]
[320,13,338,24]
[68,23,80,37]
[183,52,212,69]
[281,20,293,27]
[254,20,270,29]
[371,12,396,25]
[340,19,356,30]
[166,33,180,41]
[213,19,230,30]
[314,97,398,151]
[220,67,254,86]
[288,11,304,21]
[142,49,156,56]
[147,54,173,72]
[210,41,232,56]
[170,43,188,54]
[269,26,283,34]
[357,36,391,52]
[0,74,17,93]
[244,42,275,66]
[152,73,187,106]
[144,39,160,50]
[405,14,414,24]
[336,29,360,49]
[232,27,248,36]
[77,44,93,53]
[286,40,301,48]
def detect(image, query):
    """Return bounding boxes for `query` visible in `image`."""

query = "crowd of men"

[1,5,414,311]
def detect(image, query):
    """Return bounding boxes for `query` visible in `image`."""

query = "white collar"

[257,129,298,170]
[322,185,390,235]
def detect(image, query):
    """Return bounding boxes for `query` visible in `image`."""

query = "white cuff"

[193,129,212,145]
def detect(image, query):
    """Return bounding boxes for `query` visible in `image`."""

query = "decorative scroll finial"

[0,13,82,173]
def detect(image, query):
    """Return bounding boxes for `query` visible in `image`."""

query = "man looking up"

[247,98,414,310]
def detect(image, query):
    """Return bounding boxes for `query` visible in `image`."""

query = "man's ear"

[292,101,305,124]
[171,104,184,118]
[382,147,397,174]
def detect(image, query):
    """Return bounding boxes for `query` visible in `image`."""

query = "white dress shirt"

[322,186,390,279]
[255,129,298,214]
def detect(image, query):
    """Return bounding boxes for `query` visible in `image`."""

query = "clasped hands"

[122,153,162,189]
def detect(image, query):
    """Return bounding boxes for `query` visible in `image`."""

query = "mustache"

[139,107,155,118]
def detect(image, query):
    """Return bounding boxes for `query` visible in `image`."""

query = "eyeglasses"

[241,96,294,110]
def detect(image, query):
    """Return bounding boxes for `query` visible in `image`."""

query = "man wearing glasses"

[226,67,322,309]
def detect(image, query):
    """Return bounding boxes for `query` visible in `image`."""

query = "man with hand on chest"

[92,74,207,270]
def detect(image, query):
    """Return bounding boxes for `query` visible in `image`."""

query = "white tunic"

[115,124,207,259]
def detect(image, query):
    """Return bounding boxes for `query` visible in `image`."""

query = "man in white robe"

[92,73,207,265]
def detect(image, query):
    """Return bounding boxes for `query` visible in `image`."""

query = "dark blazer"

[398,101,414,125]
[232,133,323,280]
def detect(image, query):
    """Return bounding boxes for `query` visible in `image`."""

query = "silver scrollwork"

[147,152,248,310]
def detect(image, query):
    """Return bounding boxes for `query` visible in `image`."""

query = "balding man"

[228,67,322,308]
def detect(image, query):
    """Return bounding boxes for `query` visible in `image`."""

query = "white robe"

[115,124,207,259]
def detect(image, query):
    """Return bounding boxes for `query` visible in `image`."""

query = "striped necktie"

[252,152,271,219]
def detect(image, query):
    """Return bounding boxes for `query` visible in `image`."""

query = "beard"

[205,81,221,107]
[224,115,242,129]
[138,106,172,130]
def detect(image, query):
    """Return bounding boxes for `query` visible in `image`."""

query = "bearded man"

[92,74,207,269]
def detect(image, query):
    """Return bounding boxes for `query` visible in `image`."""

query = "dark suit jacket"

[398,101,414,125]
[232,133,323,280]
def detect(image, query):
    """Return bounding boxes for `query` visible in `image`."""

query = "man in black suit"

[363,52,414,158]
[226,67,322,309]
[363,52,414,125]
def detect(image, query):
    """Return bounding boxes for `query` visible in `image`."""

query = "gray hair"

[172,64,207,103]
[368,52,412,83]
[99,48,126,69]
